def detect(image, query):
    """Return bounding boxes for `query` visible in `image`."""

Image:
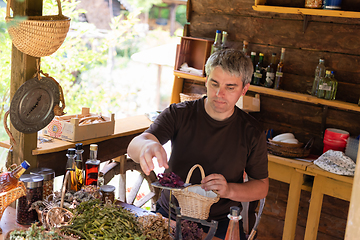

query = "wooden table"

[303,164,354,240]
[0,115,153,176]
[0,202,221,240]
[267,154,313,240]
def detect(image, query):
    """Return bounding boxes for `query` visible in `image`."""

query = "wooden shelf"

[252,5,360,18]
[174,70,206,82]
[248,85,360,112]
[173,71,360,113]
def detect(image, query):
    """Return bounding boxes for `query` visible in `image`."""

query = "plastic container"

[345,137,359,162]
[16,174,44,225]
[100,185,116,203]
[323,128,349,153]
[30,168,55,201]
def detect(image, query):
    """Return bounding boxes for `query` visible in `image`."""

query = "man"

[127,49,268,239]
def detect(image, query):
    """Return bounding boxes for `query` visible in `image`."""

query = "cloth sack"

[314,150,356,176]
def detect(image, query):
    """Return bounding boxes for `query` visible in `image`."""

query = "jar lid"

[20,174,44,189]
[100,185,115,193]
[30,168,55,181]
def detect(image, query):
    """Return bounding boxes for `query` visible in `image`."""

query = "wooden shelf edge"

[248,85,360,112]
[252,5,360,18]
[173,70,207,82]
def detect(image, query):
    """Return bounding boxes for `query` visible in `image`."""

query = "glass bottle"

[225,206,241,240]
[242,40,249,56]
[85,144,100,186]
[264,53,277,88]
[0,160,30,193]
[330,71,338,100]
[274,48,286,90]
[311,58,326,96]
[75,143,85,191]
[211,30,222,54]
[252,53,264,86]
[250,52,256,84]
[65,148,77,191]
[317,70,333,100]
[221,31,228,50]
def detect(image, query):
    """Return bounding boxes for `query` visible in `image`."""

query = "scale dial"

[10,77,60,133]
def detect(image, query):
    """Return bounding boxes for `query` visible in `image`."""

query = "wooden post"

[345,141,360,239]
[9,0,42,168]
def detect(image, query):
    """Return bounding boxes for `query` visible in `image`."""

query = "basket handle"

[185,164,205,184]
[6,0,64,18]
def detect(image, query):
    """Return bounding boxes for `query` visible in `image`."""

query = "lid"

[216,30,221,33]
[259,53,264,56]
[20,174,44,189]
[100,185,116,193]
[90,144,98,151]
[67,148,76,155]
[75,143,83,150]
[229,206,240,216]
[21,161,30,170]
[30,168,55,181]
[251,52,256,55]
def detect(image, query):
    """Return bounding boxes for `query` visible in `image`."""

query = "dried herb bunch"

[171,220,204,240]
[61,199,145,240]
[138,213,172,240]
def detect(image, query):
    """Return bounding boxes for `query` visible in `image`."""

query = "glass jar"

[16,174,44,225]
[305,0,323,8]
[30,168,55,201]
[100,185,115,203]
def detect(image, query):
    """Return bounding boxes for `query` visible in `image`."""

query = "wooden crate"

[42,107,115,142]
[174,36,214,77]
[236,94,260,112]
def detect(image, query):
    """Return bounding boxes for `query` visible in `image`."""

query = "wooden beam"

[9,0,42,169]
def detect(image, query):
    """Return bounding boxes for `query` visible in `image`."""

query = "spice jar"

[30,168,55,200]
[100,185,115,203]
[305,0,322,8]
[16,174,44,225]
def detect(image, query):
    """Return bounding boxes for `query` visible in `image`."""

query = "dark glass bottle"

[250,52,256,84]
[221,31,228,50]
[211,30,222,54]
[264,53,277,88]
[274,48,286,90]
[85,144,100,186]
[252,53,264,86]
[75,143,85,191]
[225,206,241,240]
[242,40,249,56]
[65,148,77,191]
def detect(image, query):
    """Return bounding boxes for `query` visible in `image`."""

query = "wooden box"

[174,37,214,77]
[236,94,260,112]
[42,107,115,142]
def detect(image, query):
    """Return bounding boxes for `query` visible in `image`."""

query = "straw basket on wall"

[173,164,220,220]
[5,0,71,58]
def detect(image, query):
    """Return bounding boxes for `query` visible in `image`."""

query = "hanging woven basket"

[5,0,71,58]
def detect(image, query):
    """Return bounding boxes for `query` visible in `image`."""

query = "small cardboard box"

[236,94,260,112]
[43,107,115,142]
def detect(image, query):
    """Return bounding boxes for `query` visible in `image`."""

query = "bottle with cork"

[225,206,242,240]
[85,144,101,185]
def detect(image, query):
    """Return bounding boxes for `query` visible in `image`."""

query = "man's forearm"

[227,177,269,202]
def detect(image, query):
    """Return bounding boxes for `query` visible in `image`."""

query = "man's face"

[205,66,249,120]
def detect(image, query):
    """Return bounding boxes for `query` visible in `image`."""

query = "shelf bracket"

[303,15,310,33]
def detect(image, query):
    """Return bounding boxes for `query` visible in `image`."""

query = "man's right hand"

[127,133,169,175]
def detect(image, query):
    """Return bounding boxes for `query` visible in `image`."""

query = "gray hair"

[205,49,254,85]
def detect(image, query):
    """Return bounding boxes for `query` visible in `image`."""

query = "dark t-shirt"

[145,97,268,221]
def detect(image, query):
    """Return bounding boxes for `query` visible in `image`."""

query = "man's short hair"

[205,49,254,85]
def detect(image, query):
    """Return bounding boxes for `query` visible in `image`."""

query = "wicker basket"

[5,0,71,58]
[0,181,26,228]
[267,138,314,158]
[180,93,204,102]
[172,164,220,220]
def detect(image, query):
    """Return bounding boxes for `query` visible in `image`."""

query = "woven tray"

[267,138,314,158]
[172,164,220,220]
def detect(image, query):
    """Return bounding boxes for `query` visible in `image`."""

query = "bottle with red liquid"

[85,144,100,185]
[225,206,241,240]
[0,160,30,193]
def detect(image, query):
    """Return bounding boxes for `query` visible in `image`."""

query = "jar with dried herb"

[30,168,55,201]
[305,0,323,8]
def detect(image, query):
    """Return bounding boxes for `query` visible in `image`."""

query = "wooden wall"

[183,0,360,238]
